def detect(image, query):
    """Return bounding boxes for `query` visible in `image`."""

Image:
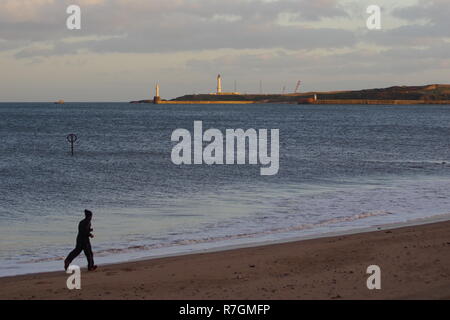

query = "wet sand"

[1,220,450,300]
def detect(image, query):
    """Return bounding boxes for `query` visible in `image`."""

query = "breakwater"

[156,100,255,104]
[300,99,450,105]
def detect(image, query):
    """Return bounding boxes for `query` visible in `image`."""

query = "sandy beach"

[1,220,450,300]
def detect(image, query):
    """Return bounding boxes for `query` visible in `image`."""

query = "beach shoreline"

[1,217,450,300]
[3,212,450,279]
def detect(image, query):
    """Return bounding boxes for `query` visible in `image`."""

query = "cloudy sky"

[0,0,449,101]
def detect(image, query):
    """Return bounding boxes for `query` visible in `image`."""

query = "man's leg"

[83,241,95,270]
[65,244,83,270]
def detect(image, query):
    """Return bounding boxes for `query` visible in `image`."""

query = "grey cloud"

[363,23,450,47]
[179,0,349,21]
[383,42,450,60]
[2,0,353,57]
[186,46,449,77]
[13,23,356,58]
[367,0,450,46]
[393,0,450,23]
[82,24,356,54]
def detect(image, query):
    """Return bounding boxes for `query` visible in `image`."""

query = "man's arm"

[88,223,94,238]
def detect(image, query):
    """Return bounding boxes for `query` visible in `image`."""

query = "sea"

[1,102,450,276]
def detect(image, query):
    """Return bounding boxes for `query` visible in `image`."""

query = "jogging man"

[64,210,97,271]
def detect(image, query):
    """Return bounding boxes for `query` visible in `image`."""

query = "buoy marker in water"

[66,133,78,156]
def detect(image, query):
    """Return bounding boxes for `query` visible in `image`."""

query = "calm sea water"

[1,103,450,276]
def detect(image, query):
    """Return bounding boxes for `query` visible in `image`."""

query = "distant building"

[217,74,222,94]
[212,74,240,95]
[153,83,161,104]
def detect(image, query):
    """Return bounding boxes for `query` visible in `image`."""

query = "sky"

[0,0,449,101]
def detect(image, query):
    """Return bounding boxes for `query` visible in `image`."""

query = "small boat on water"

[54,100,65,104]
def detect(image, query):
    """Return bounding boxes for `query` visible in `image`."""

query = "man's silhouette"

[64,210,97,271]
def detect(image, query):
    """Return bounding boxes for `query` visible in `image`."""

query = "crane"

[294,80,301,94]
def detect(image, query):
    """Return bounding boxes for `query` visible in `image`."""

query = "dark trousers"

[65,239,94,269]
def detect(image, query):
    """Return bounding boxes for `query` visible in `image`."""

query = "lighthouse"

[153,83,161,104]
[217,74,222,94]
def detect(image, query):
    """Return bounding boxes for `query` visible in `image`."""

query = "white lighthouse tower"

[217,74,222,94]
[153,82,161,104]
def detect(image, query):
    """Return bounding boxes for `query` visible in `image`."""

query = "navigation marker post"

[66,133,78,156]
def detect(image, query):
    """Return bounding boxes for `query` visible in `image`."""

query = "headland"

[130,83,450,105]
